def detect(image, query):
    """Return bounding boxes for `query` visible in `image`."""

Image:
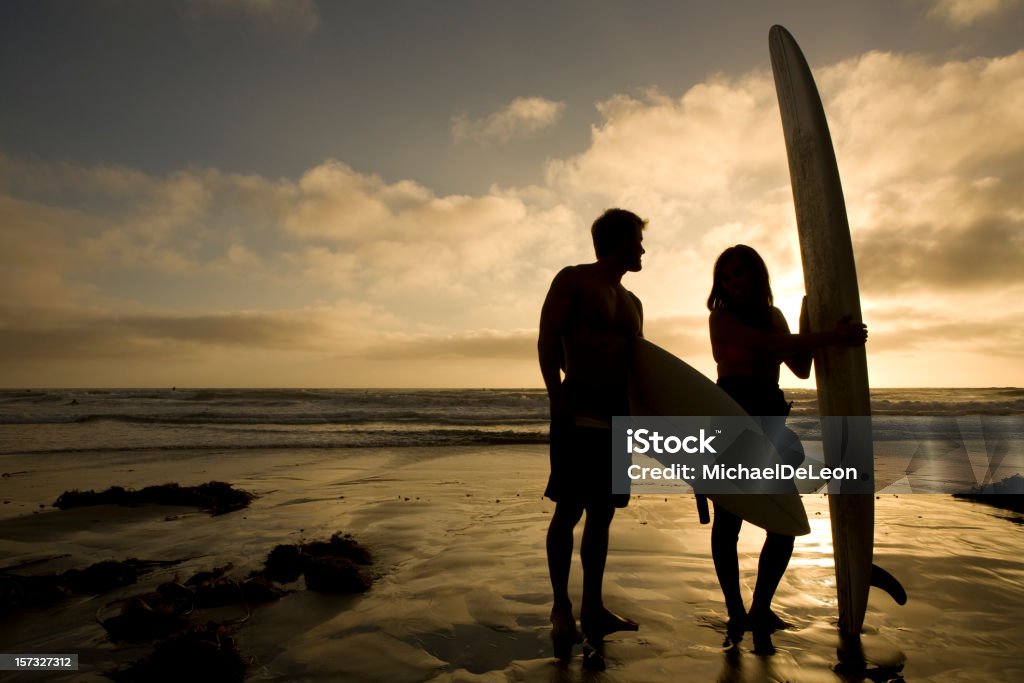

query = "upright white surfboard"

[770,24,874,635]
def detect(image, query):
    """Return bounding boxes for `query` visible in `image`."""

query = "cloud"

[365,329,535,362]
[547,81,786,227]
[281,160,579,308]
[864,305,1024,358]
[0,304,386,362]
[184,0,320,37]
[0,154,298,301]
[285,160,507,243]
[822,51,1024,293]
[0,151,582,382]
[855,203,1024,292]
[452,97,567,144]
[924,0,1020,26]
[0,305,545,388]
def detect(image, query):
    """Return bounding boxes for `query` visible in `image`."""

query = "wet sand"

[1,445,1022,681]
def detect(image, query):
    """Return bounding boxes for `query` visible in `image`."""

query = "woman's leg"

[747,531,794,654]
[711,503,745,620]
[750,531,795,618]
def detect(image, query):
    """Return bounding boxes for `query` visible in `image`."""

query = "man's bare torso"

[561,263,643,424]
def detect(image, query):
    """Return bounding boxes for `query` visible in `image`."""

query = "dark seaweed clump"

[100,532,373,646]
[105,532,373,680]
[953,474,1024,514]
[0,559,177,610]
[259,532,373,593]
[108,623,247,683]
[100,566,287,643]
[5,532,372,681]
[54,482,254,515]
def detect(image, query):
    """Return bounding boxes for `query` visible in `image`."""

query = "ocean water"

[0,389,551,455]
[0,387,1021,459]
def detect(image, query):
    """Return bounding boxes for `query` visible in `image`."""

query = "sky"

[1,0,1023,388]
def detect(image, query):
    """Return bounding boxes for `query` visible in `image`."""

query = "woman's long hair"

[706,245,774,329]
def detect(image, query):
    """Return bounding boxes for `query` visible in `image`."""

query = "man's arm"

[538,267,575,417]
[629,292,644,338]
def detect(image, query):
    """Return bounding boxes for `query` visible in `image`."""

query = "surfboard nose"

[769,25,793,48]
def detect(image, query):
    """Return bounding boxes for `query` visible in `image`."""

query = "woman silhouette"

[706,244,866,651]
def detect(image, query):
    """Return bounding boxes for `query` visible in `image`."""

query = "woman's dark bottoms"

[716,376,790,416]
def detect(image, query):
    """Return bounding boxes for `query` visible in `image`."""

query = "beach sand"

[1,445,1022,681]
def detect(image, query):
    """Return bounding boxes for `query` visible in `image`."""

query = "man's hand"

[548,386,571,421]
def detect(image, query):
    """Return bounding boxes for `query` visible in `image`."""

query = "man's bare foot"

[550,606,582,659]
[581,608,639,640]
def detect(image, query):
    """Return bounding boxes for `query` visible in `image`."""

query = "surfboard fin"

[870,564,907,605]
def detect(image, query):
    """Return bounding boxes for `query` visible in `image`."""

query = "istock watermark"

[611,415,1023,497]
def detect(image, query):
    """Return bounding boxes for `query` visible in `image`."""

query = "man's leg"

[547,500,584,611]
[548,500,585,657]
[580,502,614,614]
[579,502,638,638]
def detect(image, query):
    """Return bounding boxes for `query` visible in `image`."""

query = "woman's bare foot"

[748,607,792,633]
[748,608,786,656]
[726,611,748,642]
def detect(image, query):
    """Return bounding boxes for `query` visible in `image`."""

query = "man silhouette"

[538,208,645,657]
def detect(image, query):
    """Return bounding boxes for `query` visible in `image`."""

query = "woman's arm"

[710,304,866,361]
[781,298,812,378]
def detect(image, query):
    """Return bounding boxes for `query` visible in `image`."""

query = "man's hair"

[591,208,646,258]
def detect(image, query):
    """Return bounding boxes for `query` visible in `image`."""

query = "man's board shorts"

[544,418,630,508]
